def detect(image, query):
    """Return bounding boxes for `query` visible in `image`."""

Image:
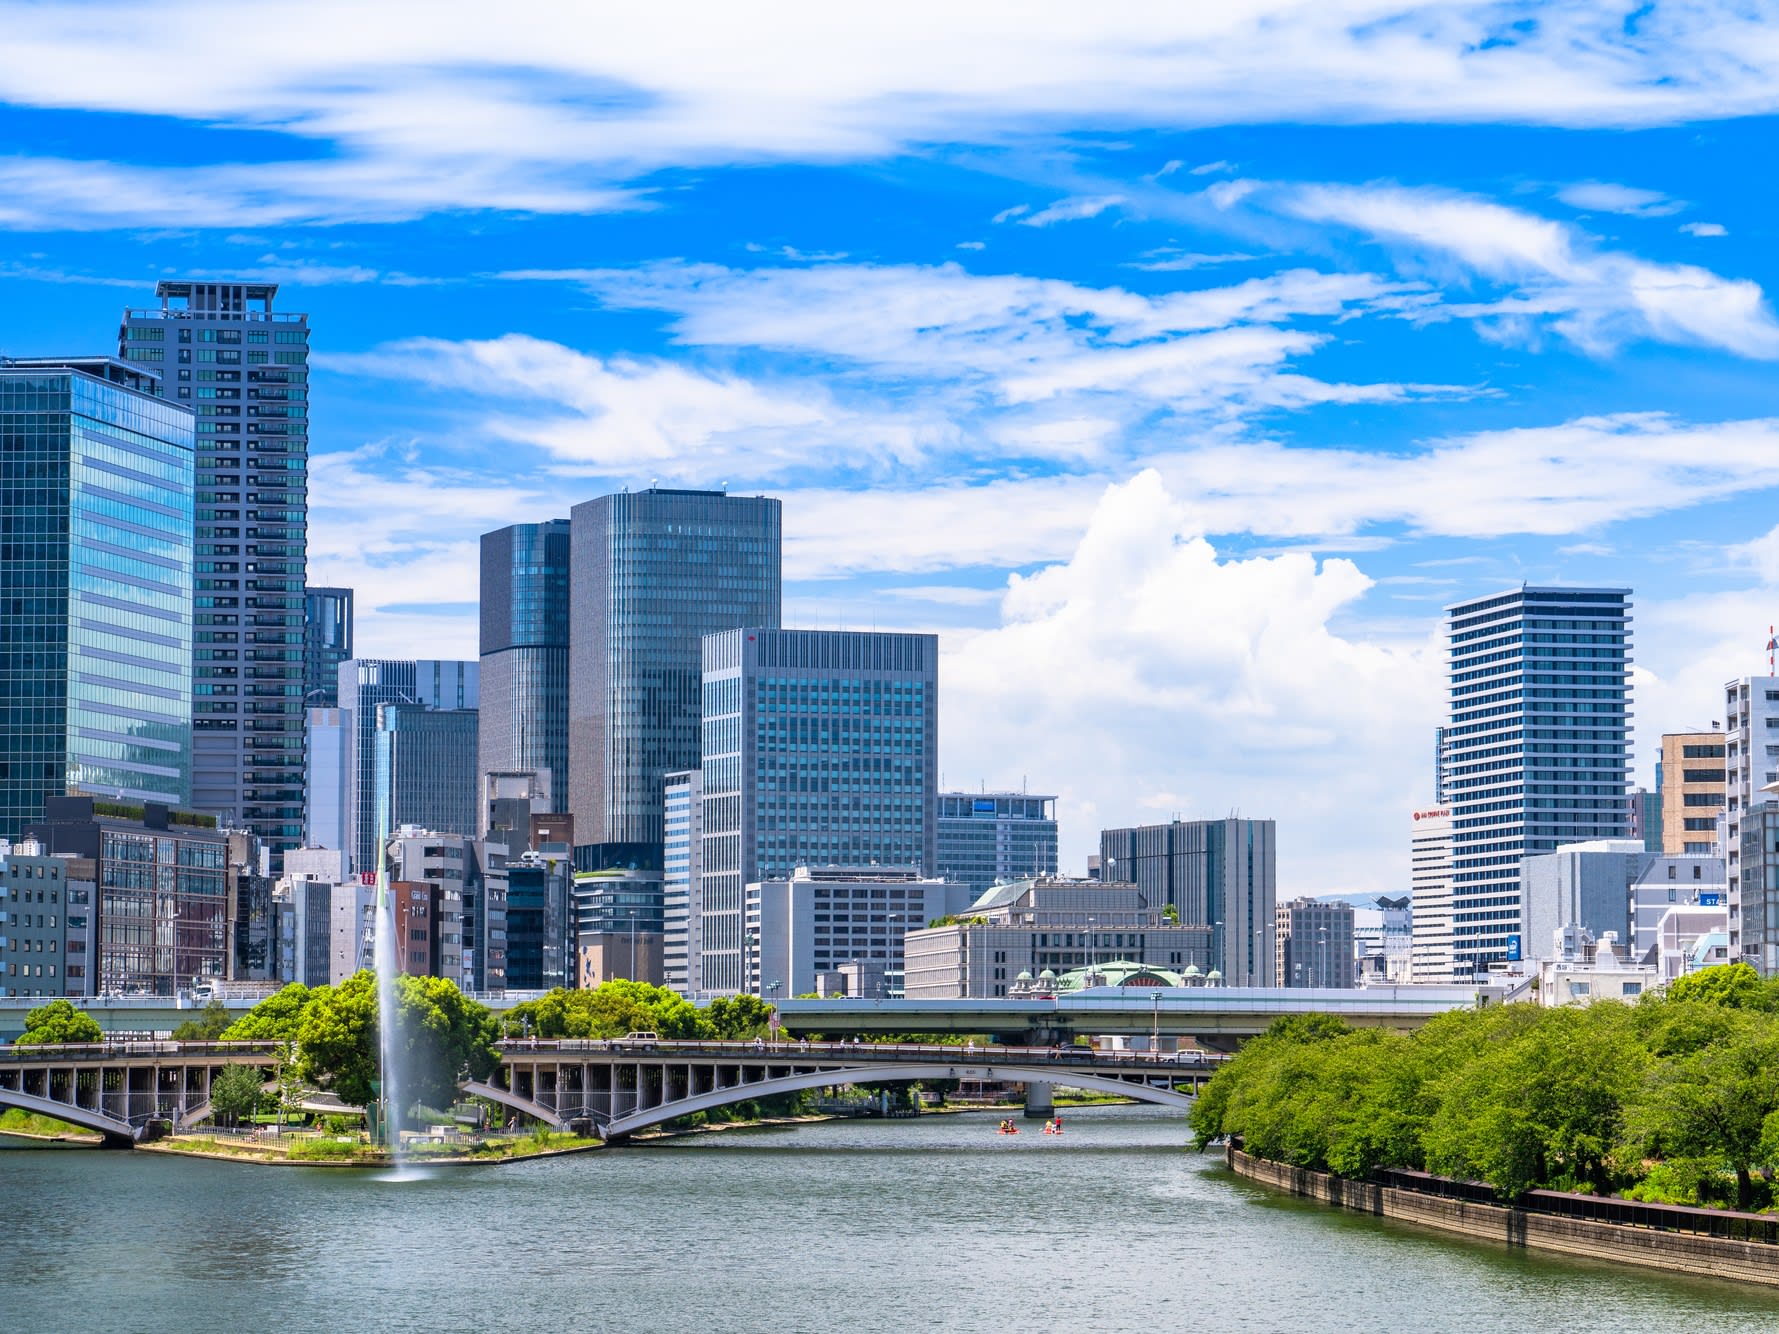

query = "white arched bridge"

[0,1038,1218,1146]
[470,1038,1218,1140]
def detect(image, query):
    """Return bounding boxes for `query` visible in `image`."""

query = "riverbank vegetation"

[499,981,773,1042]
[1190,964,1779,1210]
[0,1108,94,1139]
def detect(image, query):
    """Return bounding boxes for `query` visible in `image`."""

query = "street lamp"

[627,907,637,982]
[1150,987,1161,1057]
[1318,926,1329,989]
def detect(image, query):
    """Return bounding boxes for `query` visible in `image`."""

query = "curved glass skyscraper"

[479,520,570,814]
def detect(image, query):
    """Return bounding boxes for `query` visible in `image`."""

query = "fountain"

[371,817,408,1170]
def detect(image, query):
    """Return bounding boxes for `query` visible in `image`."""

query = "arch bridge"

[0,1041,279,1147]
[0,1039,1219,1147]
[472,1039,1218,1141]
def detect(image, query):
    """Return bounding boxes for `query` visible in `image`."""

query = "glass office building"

[120,282,309,851]
[0,358,196,838]
[936,791,1058,894]
[479,520,570,813]
[337,658,478,873]
[699,628,938,994]
[373,703,480,842]
[662,768,703,994]
[568,488,781,849]
[302,586,352,708]
[1443,587,1632,975]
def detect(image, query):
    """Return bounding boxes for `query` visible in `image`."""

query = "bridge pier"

[1022,1080,1054,1120]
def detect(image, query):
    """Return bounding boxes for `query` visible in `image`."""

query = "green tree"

[701,994,773,1039]
[1664,962,1772,1011]
[1628,1013,1779,1209]
[172,999,233,1042]
[209,1063,266,1129]
[297,972,498,1112]
[502,981,702,1041]
[15,999,102,1045]
[221,982,317,1041]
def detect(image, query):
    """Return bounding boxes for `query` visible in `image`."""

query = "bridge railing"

[495,1037,1225,1068]
[0,1040,284,1062]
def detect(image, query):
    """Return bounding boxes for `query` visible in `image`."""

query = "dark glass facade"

[0,361,196,838]
[699,628,937,993]
[1443,587,1632,975]
[302,586,352,708]
[338,658,478,873]
[479,521,569,812]
[121,282,309,851]
[567,489,781,847]
[373,703,480,841]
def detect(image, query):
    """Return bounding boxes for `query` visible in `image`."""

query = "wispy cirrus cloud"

[4,4,1779,227]
[1285,183,1779,357]
[1556,181,1685,217]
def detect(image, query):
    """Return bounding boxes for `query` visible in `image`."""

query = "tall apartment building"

[120,282,309,851]
[479,521,570,818]
[662,769,703,995]
[936,791,1058,894]
[337,658,477,873]
[1442,587,1631,976]
[302,587,352,708]
[1096,818,1277,985]
[1660,731,1726,856]
[567,488,782,849]
[0,358,196,838]
[1723,677,1779,962]
[373,703,479,842]
[698,628,938,994]
[1409,806,1455,983]
[1276,897,1356,988]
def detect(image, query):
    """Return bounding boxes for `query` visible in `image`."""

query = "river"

[4,1106,1778,1332]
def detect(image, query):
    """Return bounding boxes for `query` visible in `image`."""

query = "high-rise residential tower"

[698,628,938,994]
[302,586,353,708]
[568,489,781,849]
[936,791,1059,894]
[1097,818,1277,985]
[1442,587,1632,976]
[479,521,570,820]
[0,357,195,836]
[337,658,478,873]
[120,282,309,850]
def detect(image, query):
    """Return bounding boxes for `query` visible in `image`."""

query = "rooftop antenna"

[1769,625,1776,677]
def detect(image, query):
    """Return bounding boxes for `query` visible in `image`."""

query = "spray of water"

[371,817,406,1169]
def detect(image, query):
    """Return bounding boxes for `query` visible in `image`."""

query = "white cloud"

[1682,221,1729,237]
[1288,184,1779,358]
[1020,194,1126,227]
[4,4,1779,226]
[944,470,1441,886]
[1556,181,1685,217]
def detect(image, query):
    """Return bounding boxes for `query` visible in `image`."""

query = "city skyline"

[5,9,1779,890]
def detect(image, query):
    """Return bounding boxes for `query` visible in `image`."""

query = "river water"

[4,1106,1778,1333]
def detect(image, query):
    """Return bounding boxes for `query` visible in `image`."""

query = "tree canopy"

[218,972,499,1113]
[172,999,233,1042]
[15,999,102,1046]
[500,982,774,1042]
[208,1063,266,1128]
[1191,965,1779,1209]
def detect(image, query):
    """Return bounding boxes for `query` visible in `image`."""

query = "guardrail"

[0,1040,283,1062]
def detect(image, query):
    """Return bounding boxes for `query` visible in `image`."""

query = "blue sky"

[4,1,1779,889]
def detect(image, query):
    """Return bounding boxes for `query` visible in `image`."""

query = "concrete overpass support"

[1022,1080,1054,1120]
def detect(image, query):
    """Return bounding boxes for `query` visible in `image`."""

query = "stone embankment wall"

[1227,1146,1779,1287]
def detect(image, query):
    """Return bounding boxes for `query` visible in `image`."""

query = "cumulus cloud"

[944,470,1441,886]
[1682,221,1729,238]
[1288,184,1779,358]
